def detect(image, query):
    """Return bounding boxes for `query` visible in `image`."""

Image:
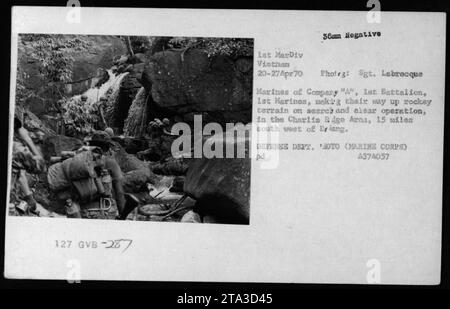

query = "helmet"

[104,127,114,137]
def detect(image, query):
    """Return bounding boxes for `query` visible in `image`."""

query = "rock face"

[41,138,159,194]
[141,49,253,124]
[92,68,110,88]
[150,157,189,176]
[183,132,251,224]
[108,70,142,132]
[185,157,250,224]
[122,169,155,193]
[180,210,202,223]
[129,53,147,64]
[24,96,46,117]
[136,135,175,162]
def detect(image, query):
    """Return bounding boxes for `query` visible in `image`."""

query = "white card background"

[5,7,445,284]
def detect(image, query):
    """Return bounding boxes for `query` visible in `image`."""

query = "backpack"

[47,150,100,203]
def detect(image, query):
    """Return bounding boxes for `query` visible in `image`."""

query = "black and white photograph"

[9,34,253,224]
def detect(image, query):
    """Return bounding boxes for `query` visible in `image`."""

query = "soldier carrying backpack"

[47,131,126,219]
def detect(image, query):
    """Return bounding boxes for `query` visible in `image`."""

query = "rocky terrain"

[11,35,253,224]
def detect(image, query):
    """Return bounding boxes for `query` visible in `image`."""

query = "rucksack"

[47,150,100,203]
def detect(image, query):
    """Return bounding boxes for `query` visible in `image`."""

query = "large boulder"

[129,53,147,64]
[24,96,46,117]
[123,87,149,137]
[112,136,149,154]
[69,36,127,95]
[141,49,253,124]
[183,132,251,224]
[92,68,110,88]
[122,169,155,193]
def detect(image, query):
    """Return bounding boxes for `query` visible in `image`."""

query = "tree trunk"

[98,104,108,130]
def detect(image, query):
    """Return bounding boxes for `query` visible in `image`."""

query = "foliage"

[15,67,31,107]
[62,97,100,136]
[20,34,91,82]
[167,37,254,58]
[16,34,91,106]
